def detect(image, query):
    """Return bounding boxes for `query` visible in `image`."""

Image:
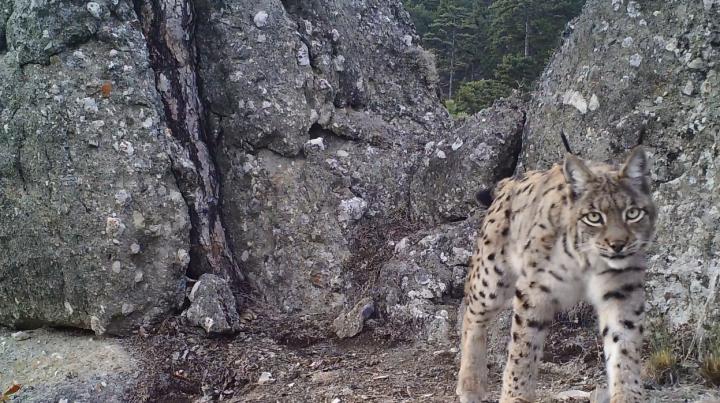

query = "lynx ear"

[563,153,595,198]
[620,147,650,191]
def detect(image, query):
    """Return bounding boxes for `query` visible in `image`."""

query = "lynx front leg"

[457,261,515,402]
[457,304,491,403]
[591,270,645,403]
[499,286,557,403]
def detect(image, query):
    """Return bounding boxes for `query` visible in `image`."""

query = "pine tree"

[402,0,585,113]
[423,0,473,98]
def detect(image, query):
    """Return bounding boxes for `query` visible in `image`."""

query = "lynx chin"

[457,147,656,403]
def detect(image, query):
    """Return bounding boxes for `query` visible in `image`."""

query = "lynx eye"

[582,211,604,226]
[625,207,644,222]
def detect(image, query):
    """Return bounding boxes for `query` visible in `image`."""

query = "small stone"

[336,150,349,158]
[562,90,588,114]
[303,20,313,35]
[402,34,412,46]
[118,140,134,156]
[121,303,135,316]
[588,94,600,111]
[304,137,325,154]
[177,249,190,266]
[665,38,678,52]
[90,316,106,335]
[681,80,694,96]
[451,138,463,151]
[183,274,241,334]
[240,250,250,262]
[688,58,706,70]
[82,97,98,112]
[11,331,31,341]
[297,43,310,66]
[333,55,345,72]
[258,372,274,385]
[621,37,634,48]
[338,197,368,222]
[112,261,122,273]
[436,149,446,159]
[333,297,374,339]
[253,11,268,28]
[629,53,642,67]
[556,389,591,401]
[330,29,340,42]
[105,217,125,238]
[627,1,640,18]
[115,189,131,205]
[64,301,74,315]
[86,2,102,19]
[130,243,141,254]
[132,211,145,229]
[134,270,144,283]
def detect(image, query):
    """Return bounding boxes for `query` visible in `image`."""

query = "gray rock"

[410,98,525,223]
[183,274,241,335]
[332,297,374,339]
[520,0,720,329]
[377,215,482,342]
[0,0,189,335]
[199,0,452,319]
[10,331,31,341]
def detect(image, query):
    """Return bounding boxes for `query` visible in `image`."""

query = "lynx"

[457,148,656,403]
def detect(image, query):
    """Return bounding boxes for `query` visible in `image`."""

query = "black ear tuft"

[475,189,494,207]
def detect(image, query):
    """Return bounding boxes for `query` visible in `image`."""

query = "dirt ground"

[2,304,719,402]
[121,309,720,403]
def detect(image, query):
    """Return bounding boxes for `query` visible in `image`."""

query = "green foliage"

[494,54,542,89]
[402,0,585,114]
[455,80,511,114]
[443,99,467,118]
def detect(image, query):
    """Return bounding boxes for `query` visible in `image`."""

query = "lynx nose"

[608,240,626,253]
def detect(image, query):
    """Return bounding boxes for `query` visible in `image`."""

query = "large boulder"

[194,0,455,316]
[521,0,720,327]
[0,0,190,334]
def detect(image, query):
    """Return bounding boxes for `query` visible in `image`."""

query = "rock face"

[0,0,189,334]
[410,98,525,223]
[0,0,529,338]
[521,0,720,328]
[196,0,454,315]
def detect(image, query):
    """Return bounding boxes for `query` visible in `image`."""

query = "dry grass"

[646,347,680,385]
[645,321,680,385]
[700,350,720,386]
[700,324,720,386]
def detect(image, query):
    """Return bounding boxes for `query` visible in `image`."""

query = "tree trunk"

[524,16,530,57]
[449,27,456,98]
[134,0,244,287]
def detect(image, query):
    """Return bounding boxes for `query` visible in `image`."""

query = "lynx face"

[564,149,656,268]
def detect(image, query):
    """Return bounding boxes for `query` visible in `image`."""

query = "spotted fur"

[457,148,656,403]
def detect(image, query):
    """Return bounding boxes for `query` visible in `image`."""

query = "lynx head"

[563,147,656,268]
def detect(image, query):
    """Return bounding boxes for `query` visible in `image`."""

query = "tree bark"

[133,0,244,287]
